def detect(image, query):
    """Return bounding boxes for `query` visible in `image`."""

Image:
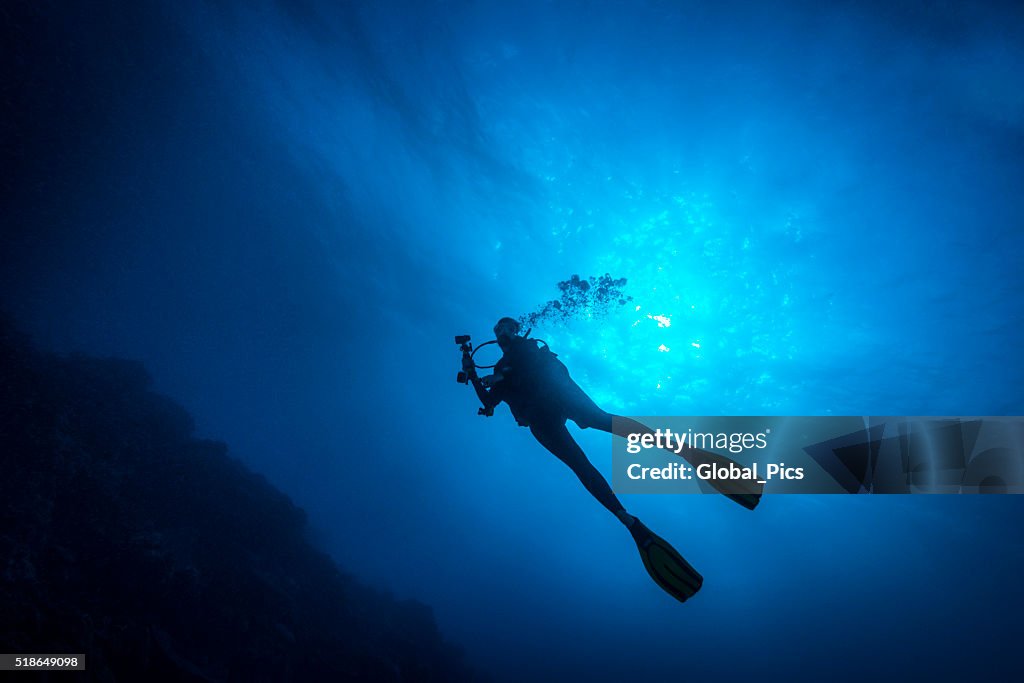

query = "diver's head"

[493,317,522,348]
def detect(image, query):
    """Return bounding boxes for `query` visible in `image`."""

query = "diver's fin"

[629,520,703,603]
[680,449,764,510]
[721,489,762,511]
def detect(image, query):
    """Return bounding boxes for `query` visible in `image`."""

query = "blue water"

[3,1,1023,680]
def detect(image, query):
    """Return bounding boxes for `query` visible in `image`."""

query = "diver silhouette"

[462,317,762,602]
[468,317,638,520]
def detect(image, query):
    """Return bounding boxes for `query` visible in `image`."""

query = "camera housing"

[456,334,473,383]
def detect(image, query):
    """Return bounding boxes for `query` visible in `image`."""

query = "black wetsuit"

[477,337,609,428]
[472,336,623,516]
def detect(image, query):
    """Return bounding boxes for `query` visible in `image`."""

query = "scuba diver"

[457,317,762,603]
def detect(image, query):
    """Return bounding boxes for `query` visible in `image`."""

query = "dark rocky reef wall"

[0,316,477,682]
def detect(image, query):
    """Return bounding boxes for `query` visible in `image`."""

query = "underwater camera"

[455,335,473,384]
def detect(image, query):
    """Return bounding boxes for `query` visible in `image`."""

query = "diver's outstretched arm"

[467,367,505,413]
[469,375,495,408]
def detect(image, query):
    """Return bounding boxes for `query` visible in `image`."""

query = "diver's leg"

[558,381,614,431]
[558,379,668,437]
[566,400,647,438]
[564,391,764,510]
[605,415,655,438]
[602,416,764,509]
[529,421,634,526]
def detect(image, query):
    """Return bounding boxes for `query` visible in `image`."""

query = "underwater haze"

[3,0,1023,680]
